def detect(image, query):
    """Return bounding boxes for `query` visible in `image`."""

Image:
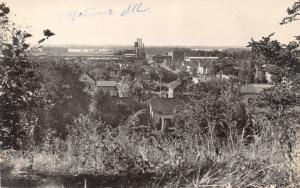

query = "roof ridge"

[85,72,96,81]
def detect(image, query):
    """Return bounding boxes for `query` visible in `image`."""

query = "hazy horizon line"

[42,43,250,49]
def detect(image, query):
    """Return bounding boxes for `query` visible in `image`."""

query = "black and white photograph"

[0,0,300,187]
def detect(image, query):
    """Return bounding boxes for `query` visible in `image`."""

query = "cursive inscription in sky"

[62,2,149,21]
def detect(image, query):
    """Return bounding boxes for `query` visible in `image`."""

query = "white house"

[198,63,209,75]
[79,73,96,93]
[168,80,181,98]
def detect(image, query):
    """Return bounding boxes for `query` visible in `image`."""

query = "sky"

[4,0,300,47]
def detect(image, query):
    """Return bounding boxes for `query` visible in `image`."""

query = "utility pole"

[159,74,162,98]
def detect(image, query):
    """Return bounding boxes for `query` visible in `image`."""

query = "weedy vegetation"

[1,1,300,188]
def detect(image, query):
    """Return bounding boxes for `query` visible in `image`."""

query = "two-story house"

[79,72,97,93]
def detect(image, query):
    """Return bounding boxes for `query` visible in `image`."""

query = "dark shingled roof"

[86,72,96,82]
[149,98,184,115]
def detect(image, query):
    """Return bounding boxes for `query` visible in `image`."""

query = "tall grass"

[1,114,299,187]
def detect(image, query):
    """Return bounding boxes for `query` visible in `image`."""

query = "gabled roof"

[85,72,96,82]
[169,80,181,90]
[240,84,273,94]
[149,98,184,115]
[96,81,117,87]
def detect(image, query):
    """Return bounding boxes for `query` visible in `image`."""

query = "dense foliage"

[0,4,55,149]
[34,59,90,141]
[248,33,300,83]
[281,0,300,24]
[173,80,249,147]
[249,33,300,157]
[94,90,146,127]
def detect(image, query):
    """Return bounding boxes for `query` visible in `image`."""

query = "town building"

[134,38,146,59]
[184,57,219,77]
[168,50,185,63]
[168,80,182,98]
[123,53,136,59]
[154,85,169,98]
[185,56,218,63]
[197,62,216,76]
[149,98,184,133]
[108,68,120,81]
[240,84,273,104]
[79,72,97,93]
[197,63,209,75]
[96,81,119,97]
[152,55,172,64]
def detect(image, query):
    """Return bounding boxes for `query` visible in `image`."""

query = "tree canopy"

[281,1,300,24]
[0,3,56,149]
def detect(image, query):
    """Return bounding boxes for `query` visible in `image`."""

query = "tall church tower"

[134,38,146,59]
